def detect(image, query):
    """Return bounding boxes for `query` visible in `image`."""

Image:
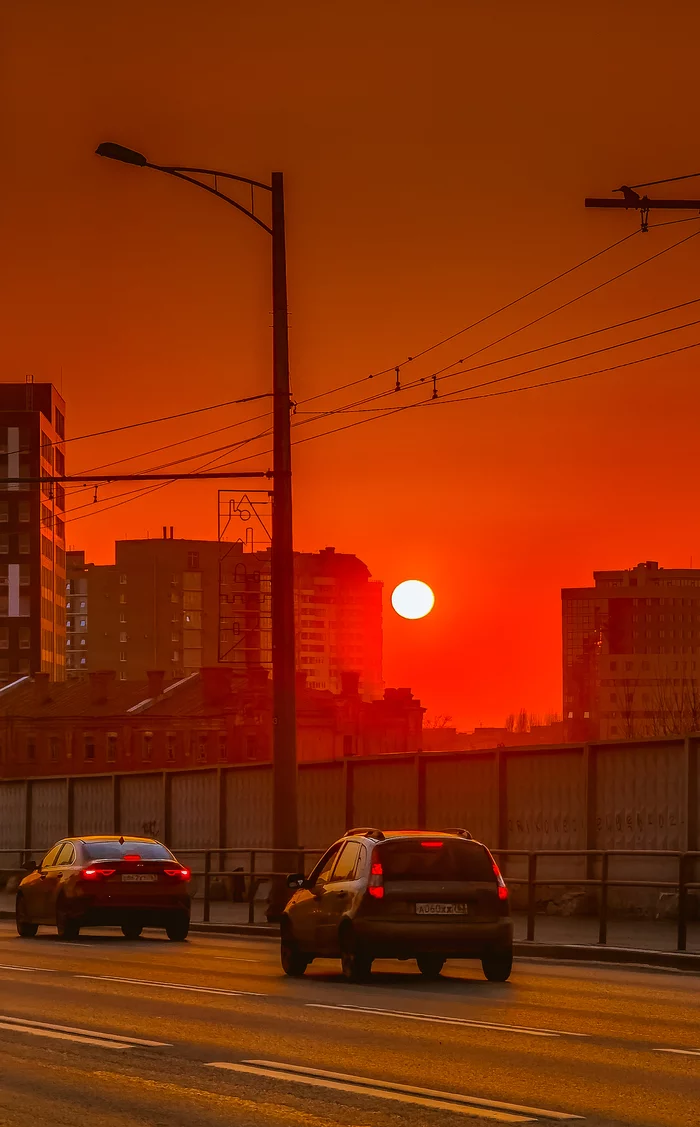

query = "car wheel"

[15,895,38,938]
[121,923,143,940]
[481,947,513,982]
[280,935,309,977]
[416,954,445,979]
[56,902,80,941]
[165,913,189,942]
[339,927,373,983]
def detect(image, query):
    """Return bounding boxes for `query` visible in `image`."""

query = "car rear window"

[83,841,174,861]
[378,839,494,881]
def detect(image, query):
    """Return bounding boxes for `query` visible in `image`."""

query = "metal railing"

[1,846,698,951]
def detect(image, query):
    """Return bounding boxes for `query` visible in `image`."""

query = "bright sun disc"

[391,580,435,620]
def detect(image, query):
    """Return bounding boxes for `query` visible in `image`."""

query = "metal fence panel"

[299,764,345,848]
[425,754,498,844]
[506,748,586,853]
[0,781,25,850]
[118,774,164,841]
[30,780,66,849]
[351,759,417,829]
[171,771,219,850]
[595,741,685,850]
[73,777,113,836]
[225,767,272,847]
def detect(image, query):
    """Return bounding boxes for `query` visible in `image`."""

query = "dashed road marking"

[653,1047,700,1057]
[0,1013,170,1049]
[76,973,265,997]
[306,1002,587,1039]
[0,963,54,972]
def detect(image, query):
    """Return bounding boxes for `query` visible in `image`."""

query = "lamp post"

[96,143,298,905]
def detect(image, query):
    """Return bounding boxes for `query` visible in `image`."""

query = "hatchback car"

[15,836,191,941]
[281,827,513,982]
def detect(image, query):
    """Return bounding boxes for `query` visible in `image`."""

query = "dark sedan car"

[16,835,191,941]
[281,827,513,982]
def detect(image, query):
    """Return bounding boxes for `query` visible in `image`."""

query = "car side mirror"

[22,858,37,873]
[286,873,306,890]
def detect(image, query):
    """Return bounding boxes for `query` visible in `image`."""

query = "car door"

[21,844,61,919]
[42,841,76,921]
[314,841,364,953]
[288,842,342,950]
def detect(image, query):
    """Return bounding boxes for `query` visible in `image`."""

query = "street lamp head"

[95,142,148,166]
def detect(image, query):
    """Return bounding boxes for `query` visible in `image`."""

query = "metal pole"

[269,171,298,917]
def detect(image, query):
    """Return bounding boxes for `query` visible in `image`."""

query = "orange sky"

[3,1,700,728]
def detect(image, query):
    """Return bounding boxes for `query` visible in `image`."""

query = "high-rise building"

[68,539,383,698]
[0,381,66,681]
[562,561,700,741]
[293,547,383,699]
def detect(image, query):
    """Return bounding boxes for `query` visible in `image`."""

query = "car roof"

[76,835,161,844]
[344,829,482,843]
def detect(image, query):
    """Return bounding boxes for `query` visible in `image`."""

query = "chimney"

[201,666,234,707]
[162,526,167,539]
[89,669,116,705]
[169,526,174,539]
[33,671,52,705]
[147,670,165,699]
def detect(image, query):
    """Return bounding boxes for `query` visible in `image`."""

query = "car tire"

[416,954,445,979]
[15,895,38,938]
[56,902,81,941]
[339,927,373,983]
[481,947,513,982]
[280,933,309,977]
[121,923,143,940]
[165,913,189,942]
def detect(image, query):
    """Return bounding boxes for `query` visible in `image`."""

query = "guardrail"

[1,846,698,950]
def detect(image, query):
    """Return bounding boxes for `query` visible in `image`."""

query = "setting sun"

[391,580,435,620]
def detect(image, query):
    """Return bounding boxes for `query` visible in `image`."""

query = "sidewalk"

[1,890,698,956]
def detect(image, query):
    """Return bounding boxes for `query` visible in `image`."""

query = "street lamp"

[96,141,298,910]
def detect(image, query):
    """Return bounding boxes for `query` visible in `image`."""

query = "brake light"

[123,854,141,861]
[80,868,116,881]
[493,862,508,900]
[368,859,384,899]
[421,841,443,848]
[164,868,190,880]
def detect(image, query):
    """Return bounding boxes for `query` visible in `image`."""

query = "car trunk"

[368,838,503,922]
[81,859,187,905]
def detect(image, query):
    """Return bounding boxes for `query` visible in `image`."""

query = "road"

[0,921,697,1127]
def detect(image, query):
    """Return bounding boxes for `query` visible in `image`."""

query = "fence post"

[112,774,120,834]
[162,772,172,847]
[686,737,698,853]
[218,767,227,878]
[496,751,508,851]
[677,853,688,952]
[23,781,32,857]
[526,853,537,941]
[583,743,597,882]
[203,850,211,924]
[598,851,609,945]
[248,850,256,925]
[344,758,354,830]
[66,776,74,838]
[416,754,426,830]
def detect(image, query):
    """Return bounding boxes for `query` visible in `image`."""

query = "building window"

[106,734,117,762]
[218,733,227,761]
[246,735,258,760]
[120,632,127,643]
[142,733,153,762]
[49,736,60,761]
[172,650,179,662]
[119,574,127,585]
[39,535,51,559]
[18,502,29,522]
[187,551,200,570]
[119,593,126,604]
[119,671,126,681]
[19,627,30,650]
[120,651,126,662]
[0,503,7,523]
[198,735,207,763]
[166,733,176,762]
[120,612,126,623]
[26,738,36,762]
[0,627,7,651]
[84,737,95,762]
[0,534,8,555]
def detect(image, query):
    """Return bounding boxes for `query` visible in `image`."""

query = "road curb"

[513,940,700,972]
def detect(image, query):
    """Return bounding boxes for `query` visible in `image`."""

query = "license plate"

[121,874,158,882]
[416,902,467,916]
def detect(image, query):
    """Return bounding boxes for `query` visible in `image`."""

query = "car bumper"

[352,917,513,957]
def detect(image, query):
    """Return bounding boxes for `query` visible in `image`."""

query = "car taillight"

[420,841,443,848]
[164,868,190,880]
[123,854,141,861]
[493,862,508,900]
[368,859,384,899]
[81,868,116,881]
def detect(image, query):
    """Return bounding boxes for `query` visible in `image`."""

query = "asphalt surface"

[0,920,697,1127]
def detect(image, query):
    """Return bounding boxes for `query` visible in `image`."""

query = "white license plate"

[416,902,467,916]
[121,874,158,882]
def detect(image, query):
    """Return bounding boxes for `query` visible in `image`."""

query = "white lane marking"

[0,1021,129,1049]
[213,956,263,963]
[306,1002,587,1039]
[0,963,54,972]
[206,1062,534,1122]
[0,1014,170,1046]
[654,1047,700,1057]
[76,973,264,997]
[246,1060,583,1120]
